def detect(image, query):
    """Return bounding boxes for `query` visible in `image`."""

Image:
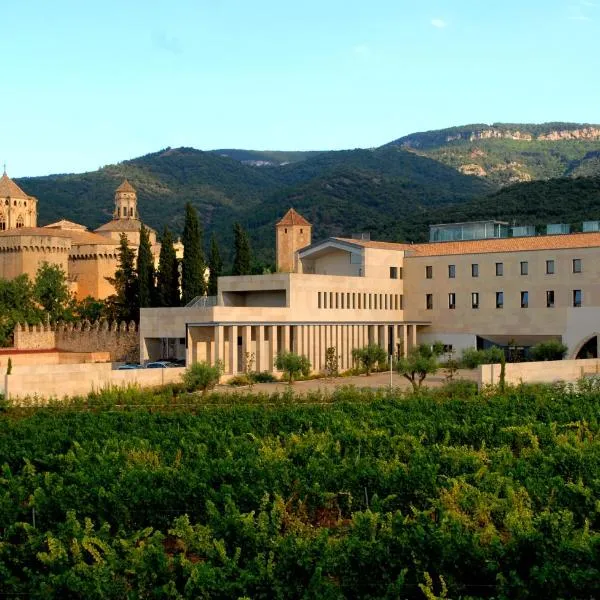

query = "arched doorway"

[576,336,597,359]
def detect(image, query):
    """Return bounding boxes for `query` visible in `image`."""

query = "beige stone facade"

[0,175,166,300]
[140,210,600,377]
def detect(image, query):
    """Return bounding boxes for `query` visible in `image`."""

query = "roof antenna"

[2,162,6,175]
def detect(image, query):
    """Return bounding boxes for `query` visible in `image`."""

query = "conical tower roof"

[0,171,29,199]
[116,179,136,193]
[277,208,311,227]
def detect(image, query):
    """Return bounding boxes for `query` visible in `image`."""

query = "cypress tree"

[137,225,155,308]
[181,203,206,305]
[232,222,252,276]
[207,233,222,296]
[156,226,180,307]
[107,233,138,321]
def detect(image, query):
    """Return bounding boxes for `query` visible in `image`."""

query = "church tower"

[276,208,312,272]
[0,170,38,230]
[114,179,138,220]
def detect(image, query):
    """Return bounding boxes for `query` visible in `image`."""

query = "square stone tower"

[276,208,312,272]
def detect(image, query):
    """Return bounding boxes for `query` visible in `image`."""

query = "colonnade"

[188,322,420,376]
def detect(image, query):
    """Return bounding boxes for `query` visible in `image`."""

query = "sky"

[2,0,599,177]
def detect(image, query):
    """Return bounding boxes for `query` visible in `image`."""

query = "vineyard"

[0,382,599,599]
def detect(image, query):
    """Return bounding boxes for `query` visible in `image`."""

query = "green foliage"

[156,226,180,307]
[181,202,206,304]
[274,351,311,383]
[181,360,223,394]
[352,343,387,375]
[75,296,106,321]
[6,357,12,375]
[530,340,569,361]
[232,222,252,276]
[105,233,138,322]
[461,346,505,369]
[0,275,43,347]
[324,346,339,378]
[33,262,71,321]
[207,233,222,296]
[136,225,155,308]
[395,342,443,391]
[1,384,600,597]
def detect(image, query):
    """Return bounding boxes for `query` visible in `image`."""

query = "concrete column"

[411,324,418,350]
[269,325,278,371]
[283,325,291,354]
[382,324,389,357]
[255,325,265,371]
[240,325,251,373]
[403,324,409,357]
[314,325,321,372]
[214,325,224,367]
[228,325,238,374]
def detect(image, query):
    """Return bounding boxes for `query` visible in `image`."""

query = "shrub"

[396,343,442,391]
[181,360,223,394]
[228,374,252,387]
[461,346,505,369]
[529,340,568,361]
[274,352,311,384]
[251,371,277,383]
[352,344,387,376]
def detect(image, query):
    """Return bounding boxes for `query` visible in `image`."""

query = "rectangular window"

[374,294,378,310]
[335,293,339,309]
[394,295,399,310]
[521,291,529,308]
[426,294,433,310]
[546,259,555,275]
[329,292,333,308]
[448,293,456,309]
[471,292,479,309]
[340,293,344,309]
[399,267,403,280]
[471,263,479,277]
[400,294,404,309]
[520,261,528,275]
[384,295,388,310]
[426,265,433,279]
[369,294,372,310]
[546,290,555,308]
[573,258,582,273]
[318,292,322,308]
[352,293,356,309]
[496,291,504,309]
[448,264,456,278]
[357,293,361,309]
[495,262,503,276]
[380,294,383,309]
[347,292,351,308]
[389,266,398,279]
[573,289,582,307]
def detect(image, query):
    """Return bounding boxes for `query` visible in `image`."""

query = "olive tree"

[396,342,444,391]
[352,344,387,376]
[182,361,223,395]
[274,352,311,384]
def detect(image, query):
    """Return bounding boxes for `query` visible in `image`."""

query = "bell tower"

[276,208,312,272]
[114,180,138,220]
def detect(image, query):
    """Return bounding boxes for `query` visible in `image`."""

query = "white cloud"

[431,18,447,29]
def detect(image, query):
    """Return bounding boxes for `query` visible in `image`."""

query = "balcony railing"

[185,295,218,308]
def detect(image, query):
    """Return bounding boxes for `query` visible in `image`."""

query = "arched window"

[0,214,5,231]
[16,215,24,228]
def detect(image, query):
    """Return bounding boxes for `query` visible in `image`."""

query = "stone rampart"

[13,320,139,363]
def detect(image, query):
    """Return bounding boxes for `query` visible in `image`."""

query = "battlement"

[14,320,139,362]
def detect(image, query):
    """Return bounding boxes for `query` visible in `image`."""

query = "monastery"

[140,209,600,373]
[0,172,163,299]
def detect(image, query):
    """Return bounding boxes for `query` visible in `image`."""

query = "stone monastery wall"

[13,320,139,363]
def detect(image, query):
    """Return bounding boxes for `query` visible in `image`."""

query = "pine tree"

[207,233,222,296]
[181,202,206,305]
[106,233,138,321]
[232,222,252,276]
[156,226,180,307]
[137,225,155,308]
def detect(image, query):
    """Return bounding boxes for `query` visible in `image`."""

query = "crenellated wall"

[13,320,139,362]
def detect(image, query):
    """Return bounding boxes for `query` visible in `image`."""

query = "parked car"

[117,363,143,370]
[145,361,172,369]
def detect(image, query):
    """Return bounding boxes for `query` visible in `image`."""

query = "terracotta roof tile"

[335,232,600,256]
[277,208,311,227]
[116,179,136,193]
[0,172,29,199]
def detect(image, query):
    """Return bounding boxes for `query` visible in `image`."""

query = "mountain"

[387,122,600,186]
[15,145,491,265]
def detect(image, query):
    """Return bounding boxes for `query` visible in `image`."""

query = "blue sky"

[2,0,599,177]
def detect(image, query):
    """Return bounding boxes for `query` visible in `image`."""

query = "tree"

[352,343,387,376]
[33,262,71,321]
[106,233,138,322]
[182,361,223,395]
[181,203,206,305]
[274,352,311,383]
[324,346,339,378]
[137,226,155,309]
[207,234,222,296]
[396,343,444,391]
[530,340,568,361]
[74,296,106,322]
[156,226,180,307]
[232,222,252,276]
